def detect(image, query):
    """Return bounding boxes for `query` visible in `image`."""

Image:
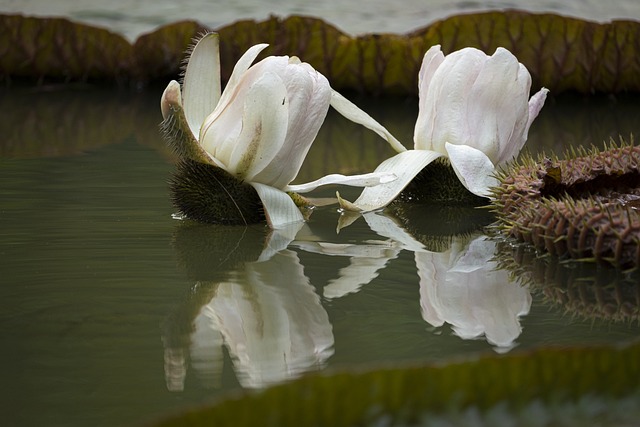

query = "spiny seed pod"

[496,240,640,323]
[492,137,640,269]
[170,159,266,225]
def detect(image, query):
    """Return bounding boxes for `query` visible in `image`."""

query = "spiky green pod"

[492,138,640,268]
[170,159,266,225]
[496,241,640,323]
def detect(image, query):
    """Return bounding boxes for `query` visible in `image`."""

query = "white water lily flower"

[340,45,549,212]
[161,33,401,228]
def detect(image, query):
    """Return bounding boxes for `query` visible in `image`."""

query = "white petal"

[344,150,442,212]
[445,142,497,197]
[330,90,407,153]
[414,45,445,149]
[183,33,222,139]
[251,61,332,188]
[415,48,487,152]
[199,44,273,144]
[285,171,397,193]
[229,72,289,182]
[465,47,530,163]
[218,43,270,108]
[250,183,304,229]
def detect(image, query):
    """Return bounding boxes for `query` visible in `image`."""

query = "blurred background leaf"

[150,339,640,426]
[1,11,639,94]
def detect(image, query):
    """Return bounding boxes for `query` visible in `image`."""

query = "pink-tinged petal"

[525,87,549,134]
[342,150,443,212]
[330,90,406,153]
[250,183,305,228]
[183,33,221,138]
[229,72,289,182]
[445,142,497,197]
[413,45,444,149]
[494,85,548,166]
[415,48,487,152]
[161,80,182,120]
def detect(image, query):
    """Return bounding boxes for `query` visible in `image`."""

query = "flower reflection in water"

[345,210,532,351]
[164,207,533,392]
[164,224,333,390]
[191,249,333,388]
[416,235,531,351]
[293,238,403,299]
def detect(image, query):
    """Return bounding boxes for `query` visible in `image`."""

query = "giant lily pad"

[1,12,639,94]
[149,340,640,426]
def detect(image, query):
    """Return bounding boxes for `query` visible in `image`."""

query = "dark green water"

[1,87,639,427]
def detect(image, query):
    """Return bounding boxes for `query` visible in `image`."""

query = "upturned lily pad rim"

[148,339,640,427]
[2,11,640,94]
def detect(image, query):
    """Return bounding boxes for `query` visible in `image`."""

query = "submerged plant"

[162,33,402,228]
[338,44,548,212]
[492,137,640,268]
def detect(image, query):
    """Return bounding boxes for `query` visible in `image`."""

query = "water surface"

[1,87,639,427]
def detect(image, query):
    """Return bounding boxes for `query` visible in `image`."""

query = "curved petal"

[285,171,397,193]
[414,48,487,152]
[330,90,407,153]
[218,43,270,109]
[525,87,549,135]
[228,72,289,182]
[464,47,529,163]
[183,33,221,139]
[341,150,442,212]
[199,43,272,141]
[445,142,497,197]
[251,60,332,188]
[161,79,182,121]
[160,80,219,165]
[250,183,305,229]
[413,45,445,149]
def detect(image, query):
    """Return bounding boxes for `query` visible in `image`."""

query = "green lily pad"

[149,340,640,426]
[1,12,639,94]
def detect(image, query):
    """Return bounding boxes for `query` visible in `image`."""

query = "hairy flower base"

[170,159,266,225]
[393,158,490,206]
[496,241,640,323]
[492,138,640,269]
